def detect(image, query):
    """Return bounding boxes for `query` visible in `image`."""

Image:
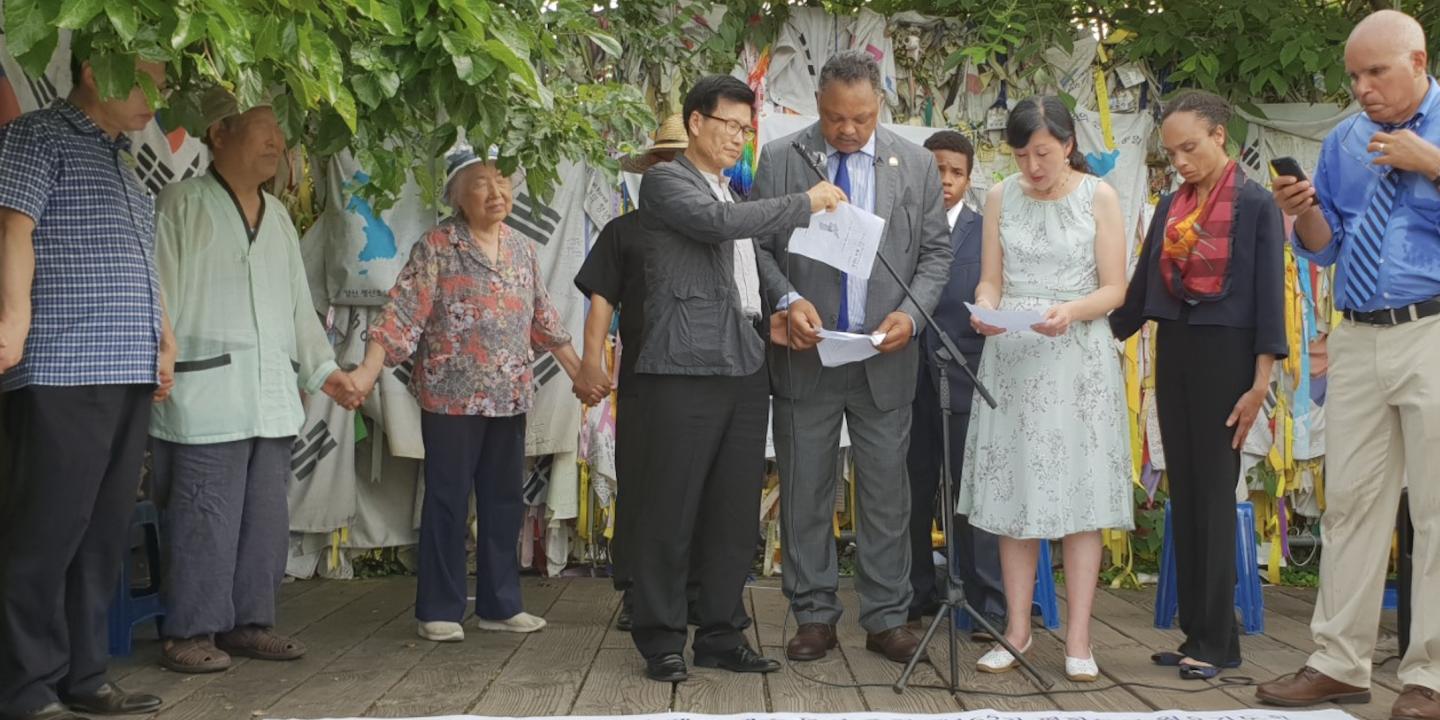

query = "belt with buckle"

[1342,297,1440,326]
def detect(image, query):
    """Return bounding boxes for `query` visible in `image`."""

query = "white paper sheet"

[815,329,884,367]
[964,303,1048,334]
[788,203,886,280]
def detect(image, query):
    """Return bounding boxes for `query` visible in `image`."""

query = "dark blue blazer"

[919,205,985,414]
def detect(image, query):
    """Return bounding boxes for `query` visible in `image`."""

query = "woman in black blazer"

[1111,90,1289,679]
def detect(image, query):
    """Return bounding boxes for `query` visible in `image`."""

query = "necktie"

[834,151,852,331]
[1344,117,1420,309]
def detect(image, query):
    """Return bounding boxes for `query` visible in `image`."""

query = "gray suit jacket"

[753,124,953,411]
[636,155,812,377]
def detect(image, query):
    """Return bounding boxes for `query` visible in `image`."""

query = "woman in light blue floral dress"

[957,96,1134,682]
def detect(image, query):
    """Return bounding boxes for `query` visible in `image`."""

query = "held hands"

[153,333,178,404]
[1271,175,1318,217]
[873,312,913,353]
[1369,129,1440,177]
[321,369,366,411]
[572,362,612,407]
[806,181,848,213]
[1031,303,1075,337]
[346,362,382,407]
[1226,386,1267,450]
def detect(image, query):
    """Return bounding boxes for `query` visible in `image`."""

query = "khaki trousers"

[1309,314,1440,691]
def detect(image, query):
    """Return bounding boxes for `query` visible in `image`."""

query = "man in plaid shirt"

[0,56,176,720]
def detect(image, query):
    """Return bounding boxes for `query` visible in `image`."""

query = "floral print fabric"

[370,218,570,416]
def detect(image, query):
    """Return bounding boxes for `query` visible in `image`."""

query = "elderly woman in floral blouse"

[351,146,591,643]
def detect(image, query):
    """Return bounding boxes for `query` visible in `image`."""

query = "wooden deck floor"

[108,576,1407,719]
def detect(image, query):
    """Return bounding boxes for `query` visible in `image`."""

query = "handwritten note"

[815,329,884,367]
[789,203,886,280]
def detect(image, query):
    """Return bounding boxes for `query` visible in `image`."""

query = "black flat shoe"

[1151,651,1242,669]
[645,653,689,683]
[19,703,89,720]
[61,683,161,716]
[694,645,781,674]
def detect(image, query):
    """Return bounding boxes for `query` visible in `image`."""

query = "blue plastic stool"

[1154,500,1264,635]
[957,539,1060,632]
[108,501,165,657]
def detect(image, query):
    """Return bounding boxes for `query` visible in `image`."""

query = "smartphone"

[1270,156,1308,183]
[1270,156,1316,206]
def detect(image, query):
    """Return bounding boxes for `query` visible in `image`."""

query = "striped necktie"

[1344,116,1422,309]
[833,151,852,331]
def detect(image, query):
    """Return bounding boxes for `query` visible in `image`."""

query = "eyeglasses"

[1338,117,1390,178]
[700,113,757,141]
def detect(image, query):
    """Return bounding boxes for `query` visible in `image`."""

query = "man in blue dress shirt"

[1258,11,1440,720]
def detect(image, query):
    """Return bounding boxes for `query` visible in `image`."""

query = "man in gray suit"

[753,50,953,664]
[628,75,846,684]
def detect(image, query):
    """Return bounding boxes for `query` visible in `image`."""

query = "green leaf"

[333,86,359,132]
[171,11,206,51]
[1280,43,1300,67]
[55,0,106,29]
[3,0,59,68]
[353,74,383,109]
[370,0,405,35]
[105,2,139,43]
[89,53,136,102]
[586,29,622,58]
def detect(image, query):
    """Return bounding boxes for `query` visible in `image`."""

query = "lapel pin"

[888,156,899,166]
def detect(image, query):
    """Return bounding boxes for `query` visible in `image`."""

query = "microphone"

[790,141,828,183]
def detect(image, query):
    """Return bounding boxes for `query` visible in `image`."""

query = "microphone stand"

[789,142,1054,694]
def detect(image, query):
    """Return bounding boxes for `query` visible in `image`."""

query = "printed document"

[789,204,886,280]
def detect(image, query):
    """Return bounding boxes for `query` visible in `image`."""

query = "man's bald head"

[1349,9,1426,54]
[1345,9,1430,124]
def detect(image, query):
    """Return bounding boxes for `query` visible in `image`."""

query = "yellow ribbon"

[1093,66,1117,151]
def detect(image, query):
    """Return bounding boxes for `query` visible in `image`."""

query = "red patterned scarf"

[1159,161,1241,302]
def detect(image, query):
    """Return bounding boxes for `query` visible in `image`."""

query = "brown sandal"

[215,626,307,661]
[160,636,231,673]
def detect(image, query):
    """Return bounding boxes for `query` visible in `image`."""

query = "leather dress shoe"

[1255,666,1370,707]
[694,645,780,673]
[1393,685,1440,720]
[645,653,689,683]
[16,703,89,720]
[61,683,162,716]
[785,623,837,661]
[866,625,928,664]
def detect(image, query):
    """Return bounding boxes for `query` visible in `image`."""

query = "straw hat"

[621,113,688,173]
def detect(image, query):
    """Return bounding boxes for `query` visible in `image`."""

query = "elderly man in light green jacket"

[148,88,360,673]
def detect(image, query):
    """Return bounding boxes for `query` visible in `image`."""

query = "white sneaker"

[417,620,464,642]
[976,637,1032,673]
[475,612,547,633]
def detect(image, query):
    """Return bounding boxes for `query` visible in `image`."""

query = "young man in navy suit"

[906,131,1007,638]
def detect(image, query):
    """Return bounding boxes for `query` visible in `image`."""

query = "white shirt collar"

[825,132,877,160]
[946,203,963,231]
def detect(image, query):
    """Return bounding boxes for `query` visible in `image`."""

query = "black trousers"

[629,369,766,658]
[415,412,526,623]
[0,385,153,718]
[1155,318,1254,666]
[906,364,1007,622]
